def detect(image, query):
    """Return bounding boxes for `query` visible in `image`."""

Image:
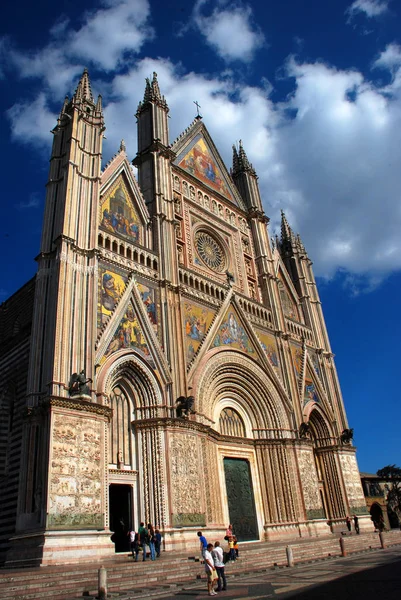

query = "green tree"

[377,465,401,527]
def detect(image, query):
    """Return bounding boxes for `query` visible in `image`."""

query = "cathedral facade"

[0,71,369,567]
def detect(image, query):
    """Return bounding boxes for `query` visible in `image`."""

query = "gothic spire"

[232,140,257,177]
[280,210,295,243]
[137,72,168,113]
[73,68,94,104]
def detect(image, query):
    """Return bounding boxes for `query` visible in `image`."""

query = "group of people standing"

[198,525,239,596]
[345,514,360,534]
[128,522,162,561]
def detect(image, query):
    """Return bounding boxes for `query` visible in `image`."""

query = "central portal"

[224,457,258,541]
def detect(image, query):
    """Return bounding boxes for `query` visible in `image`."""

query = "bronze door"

[224,457,258,541]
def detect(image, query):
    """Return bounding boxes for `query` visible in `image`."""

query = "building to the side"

[0,70,371,567]
[360,472,400,531]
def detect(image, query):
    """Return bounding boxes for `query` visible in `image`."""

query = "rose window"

[195,230,226,272]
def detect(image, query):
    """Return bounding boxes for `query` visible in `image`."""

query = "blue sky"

[1,0,400,472]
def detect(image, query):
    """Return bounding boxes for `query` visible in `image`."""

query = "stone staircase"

[1,530,400,600]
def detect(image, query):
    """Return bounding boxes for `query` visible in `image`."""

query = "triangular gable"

[303,364,321,406]
[290,342,304,388]
[100,301,155,369]
[307,347,324,387]
[99,174,142,244]
[278,267,301,322]
[97,263,130,335]
[187,292,291,411]
[172,121,245,209]
[254,329,281,377]
[212,305,257,355]
[182,299,217,365]
[302,353,333,419]
[136,279,161,343]
[96,276,171,384]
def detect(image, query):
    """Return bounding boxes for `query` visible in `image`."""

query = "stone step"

[1,531,400,600]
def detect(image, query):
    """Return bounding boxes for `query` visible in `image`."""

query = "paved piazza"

[104,546,401,600]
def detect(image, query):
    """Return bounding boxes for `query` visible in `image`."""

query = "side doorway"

[109,484,132,552]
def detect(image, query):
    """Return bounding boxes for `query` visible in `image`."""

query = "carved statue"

[299,422,311,438]
[340,428,354,445]
[176,395,195,418]
[68,370,92,397]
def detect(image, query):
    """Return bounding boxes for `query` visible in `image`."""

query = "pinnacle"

[280,210,293,242]
[119,139,126,153]
[74,68,94,104]
[231,140,257,176]
[139,72,168,111]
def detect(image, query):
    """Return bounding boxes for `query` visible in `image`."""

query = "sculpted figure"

[68,370,92,397]
[176,395,195,418]
[340,428,354,445]
[299,422,310,438]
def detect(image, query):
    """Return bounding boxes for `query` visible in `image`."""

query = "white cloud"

[373,43,401,72]
[3,1,401,290]
[2,0,153,96]
[7,93,57,147]
[346,0,389,21]
[192,0,265,62]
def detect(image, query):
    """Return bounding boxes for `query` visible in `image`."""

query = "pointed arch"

[307,405,334,446]
[194,350,293,434]
[97,351,165,420]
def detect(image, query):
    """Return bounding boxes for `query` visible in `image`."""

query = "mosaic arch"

[100,175,141,243]
[212,307,256,355]
[177,134,233,201]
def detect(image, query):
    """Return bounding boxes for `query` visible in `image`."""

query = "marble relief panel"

[339,453,367,512]
[169,433,205,527]
[48,414,103,528]
[298,448,324,520]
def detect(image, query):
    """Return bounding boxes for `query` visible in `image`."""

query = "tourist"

[147,523,156,560]
[154,528,162,557]
[138,522,149,561]
[224,524,234,540]
[228,536,236,561]
[204,543,218,596]
[212,541,227,592]
[128,529,139,561]
[233,536,239,558]
[197,530,208,557]
[353,514,360,534]
[345,515,351,532]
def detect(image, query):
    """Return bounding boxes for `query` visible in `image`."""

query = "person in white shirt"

[204,543,218,596]
[212,541,227,591]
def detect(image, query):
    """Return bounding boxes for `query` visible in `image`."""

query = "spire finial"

[119,139,126,153]
[138,72,168,114]
[280,210,296,245]
[74,68,94,104]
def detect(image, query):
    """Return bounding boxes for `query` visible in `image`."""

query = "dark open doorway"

[109,484,132,552]
[224,457,258,542]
